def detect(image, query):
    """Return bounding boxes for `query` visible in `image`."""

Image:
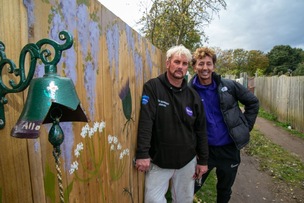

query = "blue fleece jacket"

[193,76,233,146]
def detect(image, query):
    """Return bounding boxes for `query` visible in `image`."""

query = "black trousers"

[195,144,241,203]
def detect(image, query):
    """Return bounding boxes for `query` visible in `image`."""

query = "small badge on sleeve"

[141,95,150,105]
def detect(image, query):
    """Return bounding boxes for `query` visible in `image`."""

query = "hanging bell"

[10,64,88,139]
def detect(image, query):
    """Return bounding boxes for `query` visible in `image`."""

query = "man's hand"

[135,158,151,172]
[193,165,208,179]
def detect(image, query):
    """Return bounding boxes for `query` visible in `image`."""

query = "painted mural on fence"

[69,121,130,201]
[21,0,156,202]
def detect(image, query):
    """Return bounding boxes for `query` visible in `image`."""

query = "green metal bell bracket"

[0,30,73,129]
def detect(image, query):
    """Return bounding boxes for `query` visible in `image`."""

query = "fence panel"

[0,0,164,202]
[255,75,304,133]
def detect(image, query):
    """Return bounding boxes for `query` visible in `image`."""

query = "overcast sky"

[99,0,304,53]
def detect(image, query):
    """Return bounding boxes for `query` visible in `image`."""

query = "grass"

[247,108,304,189]
[258,108,304,139]
[245,128,304,190]
[258,107,278,121]
[194,170,217,203]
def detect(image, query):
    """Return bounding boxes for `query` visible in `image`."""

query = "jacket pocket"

[230,123,250,149]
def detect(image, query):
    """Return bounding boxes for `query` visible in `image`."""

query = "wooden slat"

[0,1,33,202]
[0,0,165,202]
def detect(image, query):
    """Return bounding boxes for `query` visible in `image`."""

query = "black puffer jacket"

[190,73,259,149]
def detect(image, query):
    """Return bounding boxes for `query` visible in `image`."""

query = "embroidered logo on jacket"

[142,95,150,105]
[185,106,193,116]
[158,99,169,107]
[221,86,228,92]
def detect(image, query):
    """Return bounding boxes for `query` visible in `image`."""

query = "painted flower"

[99,121,106,132]
[119,149,130,159]
[88,128,94,138]
[110,144,115,151]
[69,161,79,174]
[108,135,113,144]
[117,143,122,150]
[81,123,90,138]
[93,122,99,132]
[113,136,118,144]
[74,142,84,157]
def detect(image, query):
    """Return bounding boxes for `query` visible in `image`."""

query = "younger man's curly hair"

[192,47,217,66]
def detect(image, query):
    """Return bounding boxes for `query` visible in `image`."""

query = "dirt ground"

[230,117,304,203]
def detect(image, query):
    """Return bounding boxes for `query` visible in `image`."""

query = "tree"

[293,63,304,76]
[213,48,268,77]
[265,45,302,75]
[246,50,269,76]
[232,49,248,76]
[214,48,234,75]
[139,0,226,51]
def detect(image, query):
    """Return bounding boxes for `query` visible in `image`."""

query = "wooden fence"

[255,75,304,133]
[0,0,165,202]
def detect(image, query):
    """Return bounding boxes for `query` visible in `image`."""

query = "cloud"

[205,0,304,52]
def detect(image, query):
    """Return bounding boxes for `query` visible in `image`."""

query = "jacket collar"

[189,72,221,87]
[158,72,188,92]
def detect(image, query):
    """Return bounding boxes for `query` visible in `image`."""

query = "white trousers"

[144,157,196,203]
